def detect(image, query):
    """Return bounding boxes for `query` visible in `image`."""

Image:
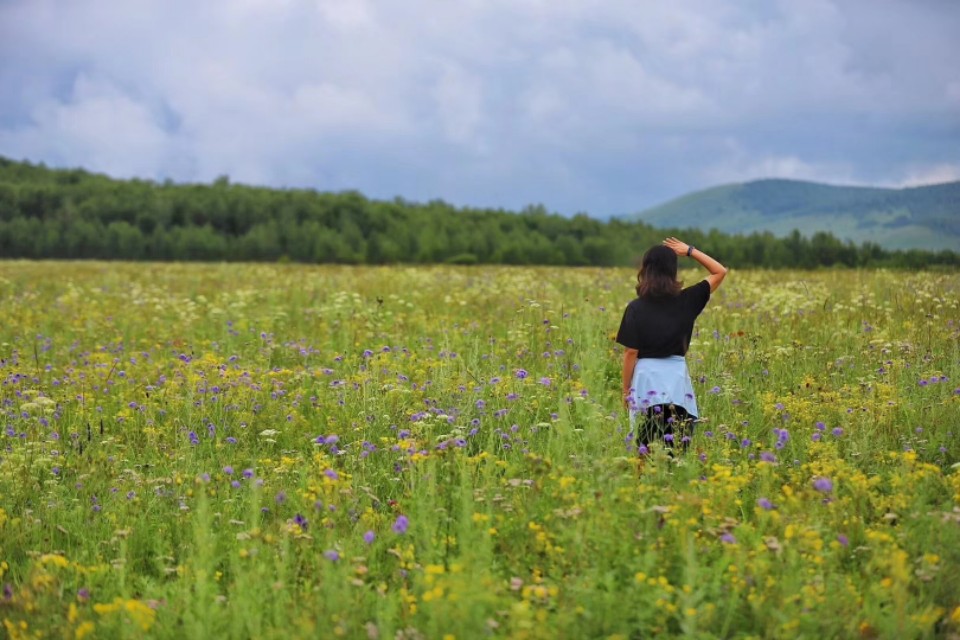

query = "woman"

[616,237,727,453]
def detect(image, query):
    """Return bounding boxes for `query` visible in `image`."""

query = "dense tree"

[0,156,956,269]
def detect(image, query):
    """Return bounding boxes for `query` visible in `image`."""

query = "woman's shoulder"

[681,279,710,295]
[625,296,644,306]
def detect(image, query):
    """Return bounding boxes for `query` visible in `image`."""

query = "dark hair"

[636,245,682,298]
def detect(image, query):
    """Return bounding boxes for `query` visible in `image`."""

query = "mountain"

[633,179,960,251]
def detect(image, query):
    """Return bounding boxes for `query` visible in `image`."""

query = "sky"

[1,0,959,217]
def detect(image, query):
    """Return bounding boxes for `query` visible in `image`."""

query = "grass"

[1,261,959,639]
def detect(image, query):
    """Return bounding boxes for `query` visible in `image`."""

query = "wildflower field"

[1,261,959,639]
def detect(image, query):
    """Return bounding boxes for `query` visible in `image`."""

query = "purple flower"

[515,369,528,380]
[638,445,649,456]
[813,477,833,493]
[77,588,90,601]
[363,530,376,545]
[740,438,751,448]
[275,491,287,504]
[3,584,13,601]
[759,451,777,463]
[837,534,849,547]
[223,466,234,475]
[188,431,200,446]
[324,550,340,562]
[243,468,255,479]
[324,469,339,480]
[293,513,308,531]
[815,422,826,431]
[709,386,721,394]
[539,377,551,387]
[392,515,409,534]
[812,432,822,442]
[757,497,775,510]
[231,480,241,489]
[720,533,736,544]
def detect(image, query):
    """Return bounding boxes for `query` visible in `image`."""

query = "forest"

[1,156,957,268]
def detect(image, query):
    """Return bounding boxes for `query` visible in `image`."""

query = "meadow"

[1,261,958,639]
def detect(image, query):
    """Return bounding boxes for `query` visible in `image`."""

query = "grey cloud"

[1,0,958,214]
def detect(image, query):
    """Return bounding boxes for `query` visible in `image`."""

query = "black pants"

[637,403,694,452]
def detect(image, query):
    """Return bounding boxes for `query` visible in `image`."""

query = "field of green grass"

[1,262,959,639]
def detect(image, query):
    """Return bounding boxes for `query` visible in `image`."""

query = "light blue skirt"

[629,355,699,419]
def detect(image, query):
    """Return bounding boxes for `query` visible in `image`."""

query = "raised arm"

[663,237,727,293]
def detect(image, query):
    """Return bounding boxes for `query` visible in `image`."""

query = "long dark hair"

[636,245,682,298]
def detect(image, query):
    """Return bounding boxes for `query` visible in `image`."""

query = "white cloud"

[0,74,175,179]
[894,164,960,188]
[700,143,857,187]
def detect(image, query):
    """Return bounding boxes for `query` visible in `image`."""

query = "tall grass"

[1,261,958,638]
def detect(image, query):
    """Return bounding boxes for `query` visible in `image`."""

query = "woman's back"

[616,280,710,359]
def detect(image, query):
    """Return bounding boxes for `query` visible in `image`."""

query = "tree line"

[0,157,956,269]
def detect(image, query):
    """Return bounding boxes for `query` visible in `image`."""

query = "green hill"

[634,179,960,251]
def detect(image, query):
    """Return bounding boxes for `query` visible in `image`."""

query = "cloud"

[432,64,486,150]
[701,150,856,187]
[1,0,958,213]
[895,163,960,188]
[0,74,176,179]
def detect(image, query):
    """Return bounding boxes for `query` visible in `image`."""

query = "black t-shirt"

[615,280,711,358]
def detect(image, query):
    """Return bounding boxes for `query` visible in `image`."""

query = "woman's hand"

[663,237,689,256]
[622,349,638,410]
[668,238,728,292]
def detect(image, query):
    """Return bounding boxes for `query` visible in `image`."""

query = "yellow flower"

[75,621,96,640]
[40,554,70,569]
